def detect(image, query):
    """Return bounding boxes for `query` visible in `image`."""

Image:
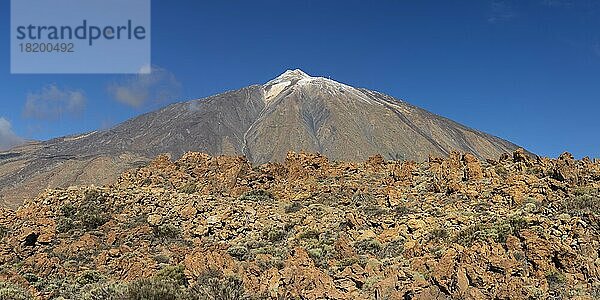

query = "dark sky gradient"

[1,1,599,158]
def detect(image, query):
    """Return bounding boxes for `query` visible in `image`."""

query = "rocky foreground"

[0,150,599,299]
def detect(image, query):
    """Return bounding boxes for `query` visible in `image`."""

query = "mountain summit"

[0,69,520,207]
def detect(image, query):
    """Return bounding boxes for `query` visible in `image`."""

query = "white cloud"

[107,65,182,108]
[23,84,86,120]
[138,64,152,74]
[0,117,24,151]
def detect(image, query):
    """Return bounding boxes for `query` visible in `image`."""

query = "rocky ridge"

[0,150,599,299]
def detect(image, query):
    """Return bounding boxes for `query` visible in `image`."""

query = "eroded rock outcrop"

[0,150,598,299]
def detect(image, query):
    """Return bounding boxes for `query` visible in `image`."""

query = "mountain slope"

[0,69,520,207]
[1,150,598,299]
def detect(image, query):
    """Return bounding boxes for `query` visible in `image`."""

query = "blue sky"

[1,0,599,158]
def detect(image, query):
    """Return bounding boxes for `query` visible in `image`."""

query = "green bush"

[546,270,566,289]
[428,228,450,242]
[127,278,186,300]
[454,216,529,246]
[76,270,104,286]
[178,182,198,194]
[31,276,81,299]
[154,224,181,240]
[393,205,412,217]
[0,225,7,240]
[495,165,508,177]
[379,238,404,259]
[156,265,188,287]
[0,282,33,300]
[261,226,287,243]
[561,190,599,215]
[60,203,76,217]
[79,281,127,300]
[362,206,387,217]
[284,202,303,213]
[238,189,274,202]
[354,238,382,255]
[57,190,111,233]
[299,229,320,240]
[227,246,249,260]
[189,270,248,300]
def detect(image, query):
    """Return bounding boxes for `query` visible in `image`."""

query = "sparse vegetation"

[238,189,274,202]
[2,150,600,299]
[379,238,405,259]
[0,225,7,240]
[454,216,529,246]
[227,245,249,260]
[155,265,188,287]
[428,228,450,242]
[284,201,303,213]
[495,165,508,177]
[0,281,32,300]
[154,223,181,240]
[546,270,567,289]
[354,238,382,255]
[178,182,198,194]
[299,229,320,240]
[56,190,111,233]
[261,225,287,243]
[190,270,249,300]
[559,187,599,215]
[126,277,185,300]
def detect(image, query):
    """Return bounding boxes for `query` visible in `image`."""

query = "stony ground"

[0,150,599,299]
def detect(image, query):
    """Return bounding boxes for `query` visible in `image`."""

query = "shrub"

[560,190,599,215]
[31,276,81,299]
[60,203,76,217]
[227,246,249,260]
[526,166,544,176]
[238,189,274,202]
[393,205,412,217]
[56,217,75,233]
[79,281,127,300]
[362,206,387,217]
[299,229,320,240]
[81,212,110,231]
[154,224,181,240]
[154,254,171,264]
[21,274,37,284]
[379,238,404,259]
[261,226,287,243]
[352,192,376,207]
[454,216,529,246]
[428,228,450,242]
[80,190,111,230]
[127,278,186,300]
[0,225,7,240]
[495,165,508,177]
[354,238,382,255]
[338,257,359,268]
[189,270,248,300]
[0,282,33,300]
[307,248,324,260]
[546,270,566,289]
[284,202,303,213]
[156,265,188,287]
[76,270,104,286]
[178,183,198,194]
[57,190,111,233]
